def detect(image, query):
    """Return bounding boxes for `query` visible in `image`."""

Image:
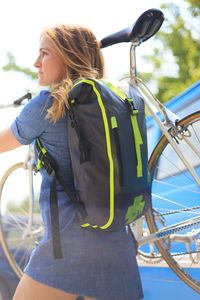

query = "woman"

[0,24,144,300]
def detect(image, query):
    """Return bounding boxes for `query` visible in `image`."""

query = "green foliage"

[3,52,38,80]
[8,196,40,214]
[141,1,200,103]
[186,0,200,16]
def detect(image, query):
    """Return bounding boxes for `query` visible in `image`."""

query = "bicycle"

[100,8,200,293]
[0,8,199,294]
[0,93,44,279]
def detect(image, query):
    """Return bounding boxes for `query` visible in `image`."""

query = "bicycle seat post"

[130,43,138,84]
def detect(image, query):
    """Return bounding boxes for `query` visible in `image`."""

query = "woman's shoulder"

[11,90,53,144]
[32,90,52,106]
[14,90,53,127]
[38,89,51,99]
[23,90,53,115]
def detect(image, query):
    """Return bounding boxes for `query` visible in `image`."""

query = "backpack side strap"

[35,138,87,258]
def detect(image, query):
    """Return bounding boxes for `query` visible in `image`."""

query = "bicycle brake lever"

[13,92,32,106]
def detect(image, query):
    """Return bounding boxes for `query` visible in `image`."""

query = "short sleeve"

[11,90,53,145]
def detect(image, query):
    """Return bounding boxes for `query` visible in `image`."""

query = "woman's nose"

[34,57,40,68]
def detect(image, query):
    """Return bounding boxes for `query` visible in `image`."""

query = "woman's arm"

[0,127,22,153]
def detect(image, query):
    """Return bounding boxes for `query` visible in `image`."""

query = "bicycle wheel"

[145,111,200,293]
[0,162,44,279]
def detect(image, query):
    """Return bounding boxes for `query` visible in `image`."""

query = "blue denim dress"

[11,91,144,300]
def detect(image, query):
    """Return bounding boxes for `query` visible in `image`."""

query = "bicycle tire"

[146,111,200,293]
[0,162,43,279]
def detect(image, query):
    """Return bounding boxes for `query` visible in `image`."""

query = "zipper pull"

[124,98,137,115]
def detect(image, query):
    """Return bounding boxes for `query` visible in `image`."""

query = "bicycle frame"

[130,43,200,186]
[137,214,200,246]
[23,144,38,237]
[129,42,200,247]
[0,95,38,238]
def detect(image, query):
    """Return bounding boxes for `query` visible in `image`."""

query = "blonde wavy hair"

[42,24,105,122]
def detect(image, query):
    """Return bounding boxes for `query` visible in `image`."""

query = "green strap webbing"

[130,112,143,178]
[111,116,117,129]
[35,138,47,171]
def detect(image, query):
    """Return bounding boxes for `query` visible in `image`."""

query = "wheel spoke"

[0,163,43,278]
[145,112,200,293]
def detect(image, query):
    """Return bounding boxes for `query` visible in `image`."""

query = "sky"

[0,0,171,103]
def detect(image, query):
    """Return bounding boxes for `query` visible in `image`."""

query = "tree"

[2,52,37,80]
[142,0,200,102]
[186,0,200,16]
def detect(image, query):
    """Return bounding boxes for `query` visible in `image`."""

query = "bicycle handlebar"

[100,8,164,48]
[13,92,32,106]
[0,92,32,109]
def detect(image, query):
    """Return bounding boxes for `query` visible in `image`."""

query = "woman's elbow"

[0,127,22,153]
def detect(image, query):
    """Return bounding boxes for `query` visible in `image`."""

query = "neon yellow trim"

[36,139,47,155]
[36,159,42,171]
[130,114,143,177]
[81,223,98,229]
[111,116,117,129]
[101,79,127,100]
[78,79,115,230]
[35,139,48,171]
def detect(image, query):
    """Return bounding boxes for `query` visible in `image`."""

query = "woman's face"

[34,35,65,86]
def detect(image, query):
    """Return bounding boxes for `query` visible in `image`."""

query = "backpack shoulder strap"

[35,138,87,215]
[35,138,87,258]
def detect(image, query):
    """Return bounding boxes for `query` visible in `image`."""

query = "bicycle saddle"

[100,8,164,48]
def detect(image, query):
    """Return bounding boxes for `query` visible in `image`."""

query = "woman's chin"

[38,80,48,87]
